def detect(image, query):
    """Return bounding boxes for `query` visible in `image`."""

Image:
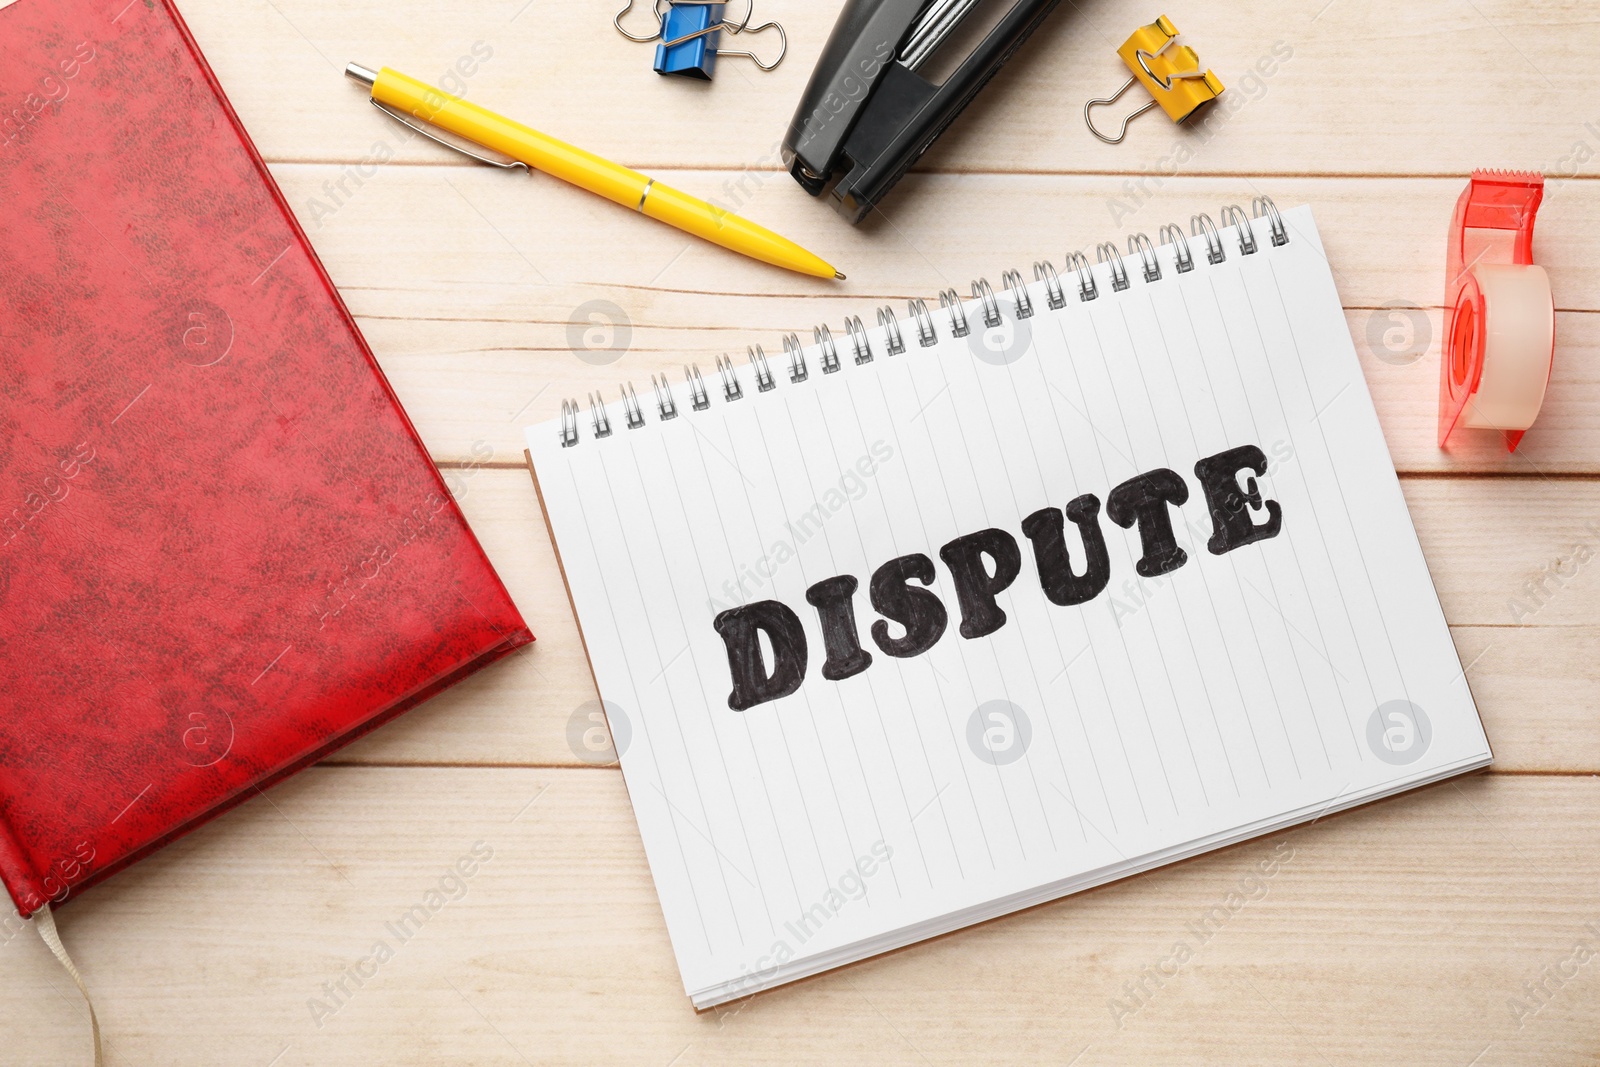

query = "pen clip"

[369,99,529,172]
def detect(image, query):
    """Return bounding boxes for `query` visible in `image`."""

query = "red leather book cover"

[0,0,533,918]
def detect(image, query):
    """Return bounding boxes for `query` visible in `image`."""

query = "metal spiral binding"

[784,333,808,382]
[748,344,775,392]
[1001,269,1034,318]
[1159,223,1194,274]
[651,373,678,420]
[1192,213,1225,265]
[1067,251,1097,301]
[684,363,710,410]
[621,382,646,428]
[1129,232,1160,282]
[908,299,938,348]
[877,306,906,355]
[1034,261,1065,310]
[1253,196,1288,246]
[554,197,1289,444]
[1220,204,1257,255]
[971,278,1000,328]
[588,392,613,438]
[714,354,742,401]
[1097,242,1129,292]
[815,324,842,372]
[559,398,580,447]
[845,315,873,364]
[939,289,969,337]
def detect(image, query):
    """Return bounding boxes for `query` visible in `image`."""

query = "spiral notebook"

[524,202,1491,1008]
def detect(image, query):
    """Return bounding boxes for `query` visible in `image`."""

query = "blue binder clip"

[614,0,787,80]
[656,2,724,79]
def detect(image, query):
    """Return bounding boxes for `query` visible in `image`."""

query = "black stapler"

[782,0,1062,224]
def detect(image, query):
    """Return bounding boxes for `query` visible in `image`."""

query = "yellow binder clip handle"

[1085,16,1224,145]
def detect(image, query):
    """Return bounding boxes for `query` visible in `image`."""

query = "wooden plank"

[331,470,1600,773]
[182,0,1598,179]
[273,165,1600,472]
[2,768,1595,1064]
[1406,479,1600,628]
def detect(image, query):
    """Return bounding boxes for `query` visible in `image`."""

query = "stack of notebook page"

[526,203,1490,1008]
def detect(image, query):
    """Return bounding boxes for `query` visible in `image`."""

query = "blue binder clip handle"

[656,2,724,80]
[614,0,787,80]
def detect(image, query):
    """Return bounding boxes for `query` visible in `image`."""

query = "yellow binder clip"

[1084,16,1223,145]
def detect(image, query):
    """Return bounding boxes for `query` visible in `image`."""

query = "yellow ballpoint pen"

[345,63,843,281]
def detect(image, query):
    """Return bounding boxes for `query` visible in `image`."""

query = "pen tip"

[834,271,847,281]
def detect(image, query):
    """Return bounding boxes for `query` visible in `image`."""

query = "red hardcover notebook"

[0,0,532,919]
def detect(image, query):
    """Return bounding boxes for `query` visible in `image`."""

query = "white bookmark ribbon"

[34,904,102,1067]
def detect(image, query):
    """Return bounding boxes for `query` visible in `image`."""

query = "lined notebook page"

[526,206,1490,1005]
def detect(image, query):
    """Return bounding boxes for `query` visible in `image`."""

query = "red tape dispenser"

[1439,170,1555,451]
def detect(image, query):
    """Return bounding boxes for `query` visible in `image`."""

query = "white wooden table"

[6,0,1600,1062]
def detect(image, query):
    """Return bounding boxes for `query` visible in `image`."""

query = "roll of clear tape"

[1452,263,1554,432]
